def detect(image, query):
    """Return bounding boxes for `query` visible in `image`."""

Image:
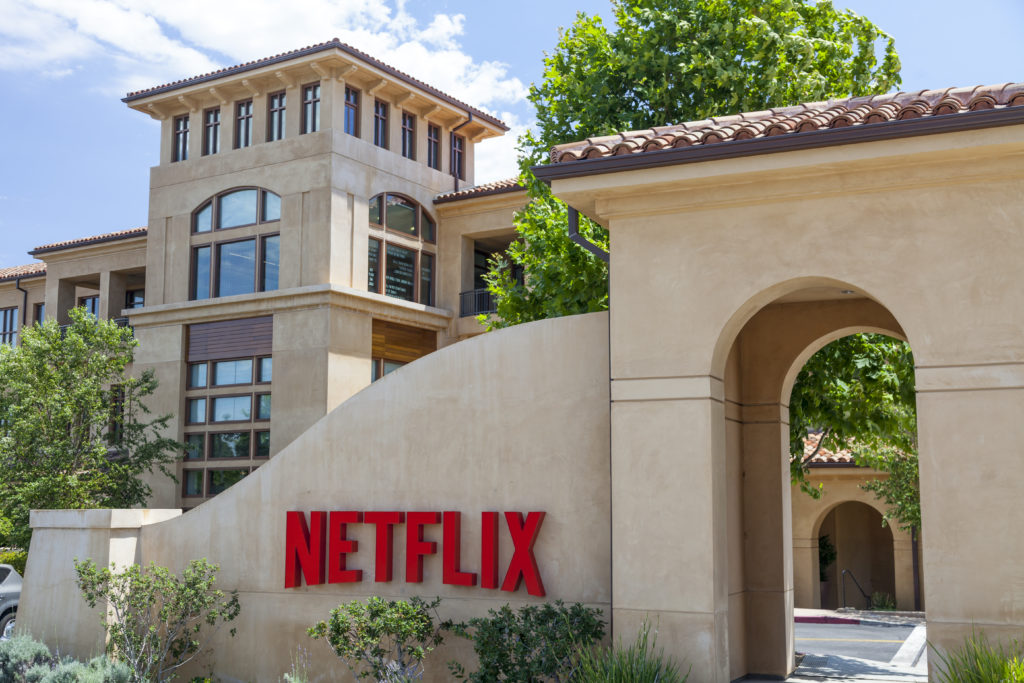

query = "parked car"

[0,564,20,639]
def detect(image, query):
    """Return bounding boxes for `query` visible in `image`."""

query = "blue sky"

[0,0,1021,269]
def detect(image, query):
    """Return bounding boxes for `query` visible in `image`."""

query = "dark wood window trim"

[368,192,437,243]
[268,91,286,142]
[186,397,208,425]
[209,393,255,424]
[427,124,440,170]
[367,236,436,305]
[301,83,321,134]
[191,187,281,234]
[451,132,465,180]
[78,295,99,316]
[206,467,253,496]
[207,429,255,459]
[256,356,273,385]
[173,114,190,162]
[182,469,206,498]
[255,393,271,422]
[191,233,279,302]
[202,107,220,156]
[344,87,360,136]
[254,430,271,458]
[401,112,415,160]
[0,306,18,345]
[235,100,253,149]
[210,357,257,388]
[32,302,44,325]
[184,433,207,461]
[374,99,388,148]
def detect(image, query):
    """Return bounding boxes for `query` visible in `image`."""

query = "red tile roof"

[123,38,508,131]
[31,227,148,256]
[550,83,1024,163]
[434,177,525,204]
[0,262,46,283]
[803,432,856,466]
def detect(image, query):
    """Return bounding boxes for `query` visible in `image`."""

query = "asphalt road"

[795,622,916,662]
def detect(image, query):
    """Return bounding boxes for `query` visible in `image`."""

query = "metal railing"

[459,288,495,317]
[840,568,872,609]
[58,316,133,336]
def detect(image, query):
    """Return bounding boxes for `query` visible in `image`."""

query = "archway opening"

[817,501,896,610]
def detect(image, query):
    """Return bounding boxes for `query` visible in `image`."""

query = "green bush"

[933,631,1024,682]
[0,635,129,682]
[870,592,896,611]
[449,601,605,682]
[574,621,688,683]
[0,549,27,576]
[0,635,52,679]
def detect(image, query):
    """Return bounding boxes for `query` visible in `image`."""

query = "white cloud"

[474,113,532,185]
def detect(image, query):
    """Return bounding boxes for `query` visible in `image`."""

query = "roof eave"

[30,232,149,257]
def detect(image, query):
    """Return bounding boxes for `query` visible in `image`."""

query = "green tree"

[482,0,901,330]
[0,308,180,548]
[74,558,240,683]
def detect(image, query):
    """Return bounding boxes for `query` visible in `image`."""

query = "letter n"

[285,510,326,588]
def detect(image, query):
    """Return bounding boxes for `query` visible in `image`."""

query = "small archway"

[816,501,895,610]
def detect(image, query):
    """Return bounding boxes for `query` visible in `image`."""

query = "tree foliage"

[74,558,240,683]
[0,308,180,548]
[482,0,901,330]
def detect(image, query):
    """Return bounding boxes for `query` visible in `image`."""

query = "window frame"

[202,107,220,156]
[191,187,281,235]
[78,295,99,316]
[267,90,287,142]
[235,99,253,149]
[172,114,190,162]
[401,112,415,160]
[373,99,389,148]
[0,306,18,345]
[182,468,206,498]
[344,87,360,136]
[206,467,252,496]
[209,393,255,425]
[368,192,436,242]
[208,430,254,460]
[210,357,256,388]
[451,132,465,180]
[301,83,321,134]
[427,124,440,170]
[32,302,44,325]
[186,397,208,425]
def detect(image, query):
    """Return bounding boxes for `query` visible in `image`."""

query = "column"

[793,537,820,608]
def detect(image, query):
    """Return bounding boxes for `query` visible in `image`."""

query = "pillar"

[793,537,820,608]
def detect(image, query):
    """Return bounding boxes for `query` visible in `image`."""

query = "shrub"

[75,558,240,683]
[574,621,688,683]
[870,592,896,611]
[0,634,52,679]
[448,600,605,682]
[0,549,27,576]
[309,596,448,682]
[933,631,1024,682]
[0,635,129,682]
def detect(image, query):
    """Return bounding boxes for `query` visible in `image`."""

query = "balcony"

[459,288,495,317]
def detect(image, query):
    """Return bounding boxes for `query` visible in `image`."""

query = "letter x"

[501,511,546,596]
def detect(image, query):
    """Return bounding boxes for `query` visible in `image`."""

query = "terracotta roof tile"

[0,262,46,283]
[802,432,856,466]
[123,38,508,131]
[550,83,1024,163]
[434,177,525,204]
[31,227,148,256]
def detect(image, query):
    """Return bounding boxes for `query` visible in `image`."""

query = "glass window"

[451,133,465,180]
[235,100,253,149]
[125,289,145,309]
[193,246,211,300]
[185,434,204,460]
[420,253,434,306]
[372,358,406,382]
[368,238,381,293]
[216,240,256,297]
[187,398,207,424]
[255,431,271,458]
[401,112,415,159]
[261,235,280,292]
[427,124,440,170]
[268,91,286,142]
[188,362,208,388]
[344,88,359,136]
[194,202,212,233]
[203,107,220,156]
[262,191,281,222]
[213,359,253,386]
[210,432,251,459]
[211,395,251,422]
[218,189,259,229]
[173,114,189,162]
[422,213,436,242]
[374,100,388,148]
[79,295,99,316]
[209,469,247,495]
[384,243,416,301]
[256,394,271,420]
[0,307,18,346]
[183,470,204,496]
[302,83,321,134]
[385,194,417,236]
[33,302,44,324]
[258,357,273,383]
[368,195,382,225]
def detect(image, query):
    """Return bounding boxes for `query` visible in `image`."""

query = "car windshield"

[0,568,8,583]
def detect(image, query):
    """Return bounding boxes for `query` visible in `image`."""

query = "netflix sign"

[285,510,547,596]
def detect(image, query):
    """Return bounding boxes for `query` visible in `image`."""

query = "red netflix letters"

[285,509,546,596]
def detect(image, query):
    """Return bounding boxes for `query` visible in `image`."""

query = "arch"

[191,186,281,233]
[809,495,891,541]
[369,192,436,242]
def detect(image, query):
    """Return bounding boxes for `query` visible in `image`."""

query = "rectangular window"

[422,213,436,243]
[374,100,388,148]
[125,289,145,309]
[202,107,220,156]
[33,302,44,324]
[213,359,253,386]
[268,91,286,142]
[219,188,259,228]
[173,114,189,162]
[384,243,416,301]
[187,398,207,424]
[256,394,271,420]
[257,357,273,383]
[235,100,253,148]
[185,434,205,460]
[401,112,415,159]
[188,362,208,388]
[301,83,321,134]
[261,234,280,292]
[216,239,257,297]
[183,470,204,497]
[427,124,440,170]
[368,238,381,293]
[211,395,252,422]
[79,295,99,316]
[193,246,211,300]
[255,431,271,458]
[210,432,250,459]
[0,307,18,346]
[209,469,248,495]
[344,87,359,136]
[419,253,434,306]
[451,133,465,180]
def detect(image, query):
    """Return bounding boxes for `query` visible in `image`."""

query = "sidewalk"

[794,607,926,628]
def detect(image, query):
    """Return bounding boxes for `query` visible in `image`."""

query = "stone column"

[892,534,916,610]
[793,537,820,608]
[99,271,128,321]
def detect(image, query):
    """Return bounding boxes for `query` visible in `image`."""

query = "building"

[0,38,530,508]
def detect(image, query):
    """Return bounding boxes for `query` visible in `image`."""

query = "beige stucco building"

[9,41,1024,682]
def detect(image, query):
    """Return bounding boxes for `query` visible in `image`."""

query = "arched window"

[190,187,281,301]
[367,193,436,306]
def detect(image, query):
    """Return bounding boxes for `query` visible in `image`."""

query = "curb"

[795,614,920,628]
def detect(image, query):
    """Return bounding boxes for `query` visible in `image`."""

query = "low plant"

[870,592,896,611]
[0,634,130,682]
[309,596,448,682]
[574,620,689,683]
[74,558,240,683]
[933,631,1024,682]
[448,600,605,682]
[0,549,27,575]
[281,646,311,683]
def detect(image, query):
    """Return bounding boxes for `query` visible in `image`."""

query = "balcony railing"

[59,317,133,336]
[459,288,495,317]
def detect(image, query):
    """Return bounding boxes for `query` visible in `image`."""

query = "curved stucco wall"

[137,311,611,681]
